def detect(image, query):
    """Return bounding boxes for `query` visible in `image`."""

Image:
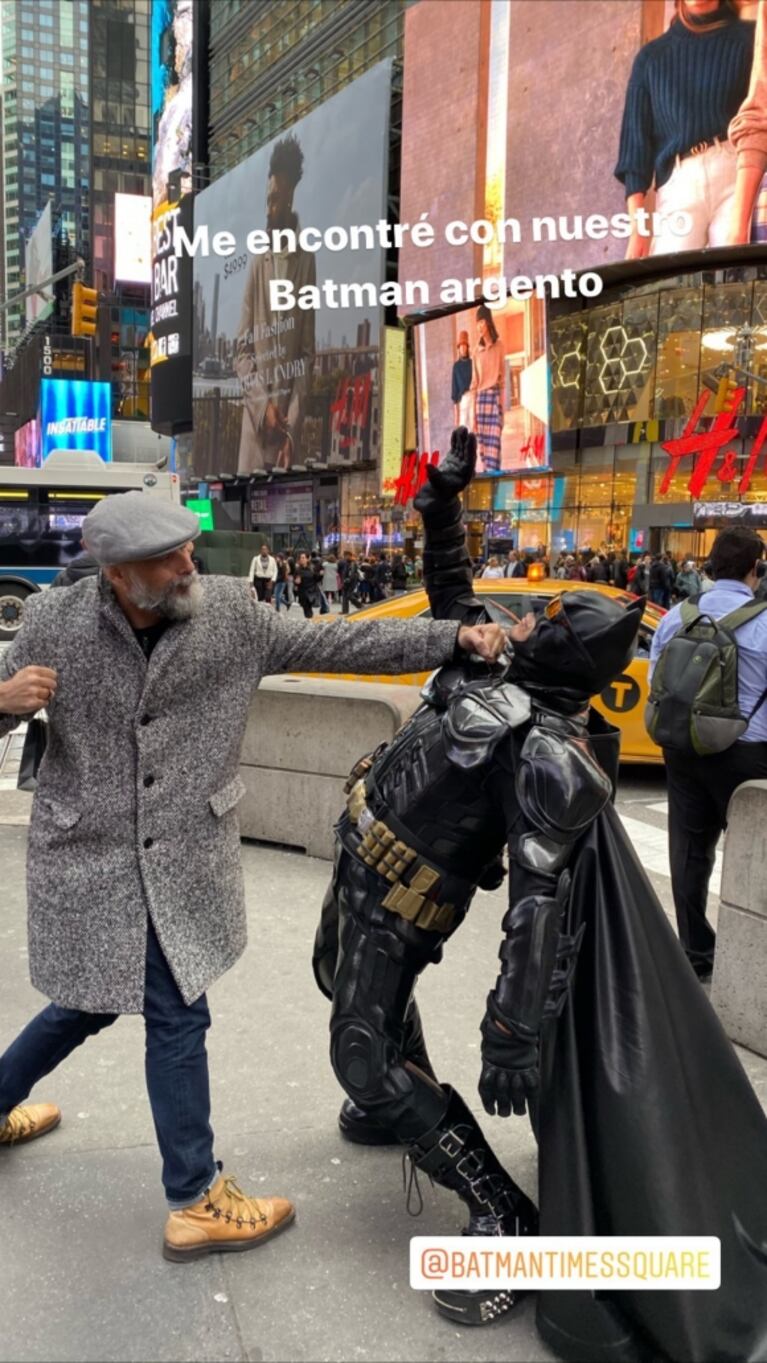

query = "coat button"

[143,837,154,849]
[140,714,152,726]
[143,775,155,788]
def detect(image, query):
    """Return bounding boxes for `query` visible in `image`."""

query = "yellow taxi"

[321,579,664,764]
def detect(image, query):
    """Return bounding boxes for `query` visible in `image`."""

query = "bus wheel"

[0,586,31,640]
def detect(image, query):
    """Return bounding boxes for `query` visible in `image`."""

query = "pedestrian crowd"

[247,546,423,616]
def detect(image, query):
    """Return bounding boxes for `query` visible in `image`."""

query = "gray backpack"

[645,599,767,756]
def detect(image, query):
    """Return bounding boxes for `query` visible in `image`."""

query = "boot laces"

[1,1106,35,1143]
[204,1175,269,1229]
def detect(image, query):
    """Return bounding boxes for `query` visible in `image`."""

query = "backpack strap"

[679,600,702,629]
[716,600,767,633]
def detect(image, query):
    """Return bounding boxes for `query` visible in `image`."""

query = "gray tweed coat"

[0,576,459,1013]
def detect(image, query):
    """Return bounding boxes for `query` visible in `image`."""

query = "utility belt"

[342,757,471,934]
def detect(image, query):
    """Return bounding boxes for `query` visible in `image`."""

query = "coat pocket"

[36,795,83,829]
[209,775,247,818]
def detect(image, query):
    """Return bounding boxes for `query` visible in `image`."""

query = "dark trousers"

[0,919,216,1207]
[254,577,272,603]
[665,741,767,973]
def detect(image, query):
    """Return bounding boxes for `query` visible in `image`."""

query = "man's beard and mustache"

[124,569,203,620]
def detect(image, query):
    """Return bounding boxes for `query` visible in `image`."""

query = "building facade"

[0,0,90,349]
[188,0,405,548]
[207,0,403,181]
[0,0,153,460]
[89,0,152,420]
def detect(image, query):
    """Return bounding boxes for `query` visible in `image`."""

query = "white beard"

[124,570,203,620]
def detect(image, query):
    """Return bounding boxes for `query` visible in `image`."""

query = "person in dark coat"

[50,551,99,588]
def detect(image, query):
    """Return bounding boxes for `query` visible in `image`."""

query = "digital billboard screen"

[150,0,194,433]
[399,0,766,304]
[40,380,112,463]
[412,296,549,477]
[190,59,392,479]
[25,202,54,326]
[115,194,152,285]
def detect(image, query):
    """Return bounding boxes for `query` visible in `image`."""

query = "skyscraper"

[0,0,152,415]
[0,0,90,348]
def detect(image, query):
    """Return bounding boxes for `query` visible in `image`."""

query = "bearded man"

[0,491,502,1262]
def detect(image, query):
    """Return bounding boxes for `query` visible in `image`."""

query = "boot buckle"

[456,1149,485,1181]
[437,1128,465,1160]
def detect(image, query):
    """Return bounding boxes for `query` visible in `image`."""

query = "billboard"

[25,202,53,325]
[151,0,192,210]
[115,194,152,284]
[39,380,112,463]
[399,1,765,305]
[191,59,392,478]
[150,0,194,433]
[412,296,549,476]
[14,418,40,469]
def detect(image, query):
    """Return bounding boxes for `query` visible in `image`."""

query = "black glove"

[414,427,477,514]
[478,1010,539,1119]
[477,856,507,892]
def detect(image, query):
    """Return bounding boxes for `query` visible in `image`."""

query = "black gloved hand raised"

[414,426,477,514]
[478,1009,539,1119]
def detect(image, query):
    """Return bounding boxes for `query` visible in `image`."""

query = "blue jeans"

[0,919,217,1208]
[273,580,288,611]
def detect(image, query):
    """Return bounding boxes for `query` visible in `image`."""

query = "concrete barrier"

[238,675,422,859]
[711,779,767,1057]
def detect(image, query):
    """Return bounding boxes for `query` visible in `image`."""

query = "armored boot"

[407,1086,538,1327]
[338,998,437,1145]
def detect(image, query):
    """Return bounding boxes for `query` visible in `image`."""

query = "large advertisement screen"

[25,202,53,326]
[151,0,192,209]
[115,194,152,285]
[413,296,549,475]
[191,60,392,479]
[40,380,112,463]
[400,0,766,303]
[150,0,193,433]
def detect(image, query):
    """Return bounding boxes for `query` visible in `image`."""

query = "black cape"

[537,803,767,1363]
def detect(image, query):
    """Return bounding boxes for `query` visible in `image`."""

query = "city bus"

[0,450,181,640]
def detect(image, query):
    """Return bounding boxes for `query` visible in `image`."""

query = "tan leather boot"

[0,1103,61,1145]
[163,1172,295,1262]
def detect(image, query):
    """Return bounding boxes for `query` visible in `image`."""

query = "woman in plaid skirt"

[471,304,504,472]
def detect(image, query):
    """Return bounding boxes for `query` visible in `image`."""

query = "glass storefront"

[550,270,767,433]
[441,262,767,563]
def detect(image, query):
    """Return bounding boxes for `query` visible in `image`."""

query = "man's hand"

[478,1012,538,1119]
[414,427,476,512]
[0,666,58,716]
[508,611,536,645]
[457,622,507,662]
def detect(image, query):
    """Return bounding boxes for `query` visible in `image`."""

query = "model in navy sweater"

[615,3,755,198]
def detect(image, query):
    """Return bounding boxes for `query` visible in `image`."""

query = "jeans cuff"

[166,1160,221,1211]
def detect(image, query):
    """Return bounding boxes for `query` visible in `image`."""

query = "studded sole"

[162,1207,296,1262]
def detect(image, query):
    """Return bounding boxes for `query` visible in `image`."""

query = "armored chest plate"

[443,682,531,769]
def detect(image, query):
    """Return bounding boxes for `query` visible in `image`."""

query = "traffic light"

[714,373,740,413]
[71,281,98,337]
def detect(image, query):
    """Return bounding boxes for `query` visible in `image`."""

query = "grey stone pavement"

[2,762,767,1363]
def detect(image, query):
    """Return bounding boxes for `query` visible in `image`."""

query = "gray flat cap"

[82,491,201,566]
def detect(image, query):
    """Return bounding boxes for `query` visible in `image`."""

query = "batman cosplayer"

[312,429,767,1363]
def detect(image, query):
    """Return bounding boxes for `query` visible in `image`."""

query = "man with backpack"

[647,527,767,981]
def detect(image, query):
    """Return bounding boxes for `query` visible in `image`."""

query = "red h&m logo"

[385,450,440,506]
[660,387,767,497]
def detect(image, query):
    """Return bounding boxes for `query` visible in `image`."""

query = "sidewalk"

[3,809,767,1363]
[1,825,548,1363]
